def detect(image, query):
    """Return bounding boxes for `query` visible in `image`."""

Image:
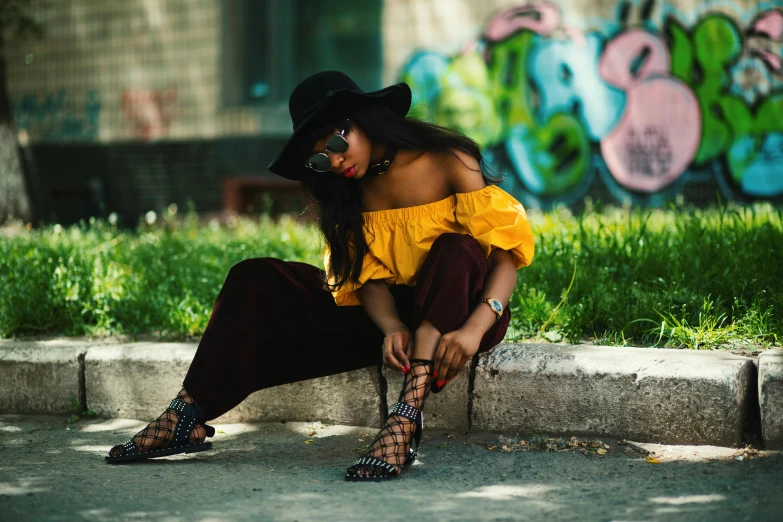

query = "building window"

[222,0,382,107]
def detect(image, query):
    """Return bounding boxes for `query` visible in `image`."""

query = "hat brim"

[267,82,412,181]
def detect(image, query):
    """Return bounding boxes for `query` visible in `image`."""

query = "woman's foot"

[346,360,433,479]
[108,388,207,458]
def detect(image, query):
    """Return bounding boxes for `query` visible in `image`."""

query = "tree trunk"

[0,34,32,224]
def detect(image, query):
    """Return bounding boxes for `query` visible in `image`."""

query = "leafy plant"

[66,395,96,424]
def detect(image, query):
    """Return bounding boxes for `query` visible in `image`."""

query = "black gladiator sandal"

[345,359,433,481]
[105,390,216,464]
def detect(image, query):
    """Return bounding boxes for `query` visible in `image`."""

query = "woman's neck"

[369,142,387,164]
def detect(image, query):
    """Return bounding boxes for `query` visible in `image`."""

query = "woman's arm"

[357,280,412,372]
[463,248,517,335]
[433,248,518,381]
[431,149,521,382]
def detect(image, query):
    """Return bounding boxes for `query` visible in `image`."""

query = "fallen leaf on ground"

[596,448,607,455]
[304,439,314,444]
[217,429,225,434]
[646,456,661,464]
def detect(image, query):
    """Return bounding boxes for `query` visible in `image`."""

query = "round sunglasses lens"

[326,134,349,154]
[307,153,331,172]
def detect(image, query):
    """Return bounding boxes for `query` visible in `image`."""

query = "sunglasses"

[305,126,349,173]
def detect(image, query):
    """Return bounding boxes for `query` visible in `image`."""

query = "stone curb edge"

[1,339,781,448]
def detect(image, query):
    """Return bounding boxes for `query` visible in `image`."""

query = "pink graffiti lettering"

[752,9,783,41]
[601,78,701,192]
[752,49,782,72]
[484,3,561,41]
[599,29,670,89]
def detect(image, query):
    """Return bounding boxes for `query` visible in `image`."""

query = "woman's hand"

[382,323,413,373]
[433,327,483,383]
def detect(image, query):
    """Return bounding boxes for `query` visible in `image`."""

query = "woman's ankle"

[175,387,196,405]
[412,321,441,360]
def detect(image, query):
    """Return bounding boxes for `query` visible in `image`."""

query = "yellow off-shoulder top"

[325,185,535,306]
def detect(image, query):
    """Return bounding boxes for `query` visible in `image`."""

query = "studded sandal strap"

[352,456,398,477]
[168,398,207,423]
[171,410,198,447]
[119,439,140,457]
[389,402,424,451]
[169,398,204,447]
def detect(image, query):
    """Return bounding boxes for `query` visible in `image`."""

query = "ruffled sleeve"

[324,245,396,306]
[455,185,535,268]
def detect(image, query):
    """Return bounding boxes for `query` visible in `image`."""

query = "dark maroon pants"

[183,233,510,421]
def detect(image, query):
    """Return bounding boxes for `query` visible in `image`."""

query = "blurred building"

[4,0,782,224]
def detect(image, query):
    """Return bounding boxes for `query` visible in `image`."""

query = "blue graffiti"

[527,34,626,141]
[400,51,450,117]
[13,89,101,141]
[729,133,783,197]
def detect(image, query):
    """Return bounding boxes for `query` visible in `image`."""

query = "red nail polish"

[437,380,444,387]
[433,371,438,378]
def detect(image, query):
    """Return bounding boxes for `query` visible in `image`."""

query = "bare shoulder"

[427,149,486,194]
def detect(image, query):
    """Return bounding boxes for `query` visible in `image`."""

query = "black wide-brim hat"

[267,71,411,181]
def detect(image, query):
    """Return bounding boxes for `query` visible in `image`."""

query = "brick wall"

[5,0,265,143]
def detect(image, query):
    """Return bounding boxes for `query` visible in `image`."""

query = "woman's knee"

[227,257,279,281]
[430,233,485,264]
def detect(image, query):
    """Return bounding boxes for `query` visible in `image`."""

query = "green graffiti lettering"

[753,94,783,134]
[487,31,536,134]
[690,15,744,165]
[434,53,504,147]
[665,17,693,83]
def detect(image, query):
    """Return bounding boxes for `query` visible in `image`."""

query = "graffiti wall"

[400,0,783,206]
[13,90,102,141]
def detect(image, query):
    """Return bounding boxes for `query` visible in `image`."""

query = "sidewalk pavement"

[1,414,782,521]
[1,338,781,448]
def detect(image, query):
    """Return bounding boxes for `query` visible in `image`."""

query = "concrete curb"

[759,348,783,449]
[0,339,90,414]
[1,339,776,447]
[472,344,755,447]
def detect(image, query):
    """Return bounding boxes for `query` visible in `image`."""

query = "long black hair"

[299,101,502,294]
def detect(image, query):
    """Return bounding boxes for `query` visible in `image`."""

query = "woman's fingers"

[444,354,468,381]
[383,338,404,371]
[393,336,410,371]
[435,342,455,384]
[433,337,448,380]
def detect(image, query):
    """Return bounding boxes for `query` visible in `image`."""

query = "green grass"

[505,201,783,350]
[1,202,781,350]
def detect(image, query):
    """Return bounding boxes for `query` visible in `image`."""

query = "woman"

[106,71,534,481]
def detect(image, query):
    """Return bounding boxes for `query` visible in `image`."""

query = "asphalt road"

[1,414,781,521]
